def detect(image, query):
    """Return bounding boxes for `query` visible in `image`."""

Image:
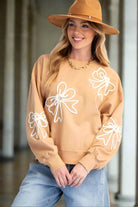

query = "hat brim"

[47,14,119,35]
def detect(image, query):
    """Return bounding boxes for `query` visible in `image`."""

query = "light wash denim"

[11,161,110,207]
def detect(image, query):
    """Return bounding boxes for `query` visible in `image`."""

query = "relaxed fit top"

[26,54,123,174]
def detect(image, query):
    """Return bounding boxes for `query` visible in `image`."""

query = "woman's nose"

[73,27,81,35]
[74,31,80,36]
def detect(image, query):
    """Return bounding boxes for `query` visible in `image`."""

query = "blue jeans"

[11,162,110,207]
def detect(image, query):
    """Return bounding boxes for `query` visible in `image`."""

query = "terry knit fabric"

[26,54,123,174]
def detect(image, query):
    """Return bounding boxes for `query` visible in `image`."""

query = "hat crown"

[47,0,119,35]
[68,0,102,21]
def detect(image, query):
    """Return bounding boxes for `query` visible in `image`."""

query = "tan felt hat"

[47,0,119,35]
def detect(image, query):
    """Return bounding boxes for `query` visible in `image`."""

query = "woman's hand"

[70,163,88,187]
[53,166,72,188]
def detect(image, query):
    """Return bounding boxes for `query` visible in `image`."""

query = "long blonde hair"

[46,19,109,87]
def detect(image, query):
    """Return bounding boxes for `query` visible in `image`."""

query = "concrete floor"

[0,149,134,207]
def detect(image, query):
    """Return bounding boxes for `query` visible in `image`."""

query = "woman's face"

[67,18,96,52]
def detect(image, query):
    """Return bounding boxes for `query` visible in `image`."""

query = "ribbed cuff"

[47,154,65,174]
[79,153,98,173]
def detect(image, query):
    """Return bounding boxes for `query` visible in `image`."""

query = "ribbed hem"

[58,150,99,173]
[58,149,87,164]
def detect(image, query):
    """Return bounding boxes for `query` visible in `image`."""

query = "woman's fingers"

[53,166,72,188]
[70,176,82,187]
[75,177,84,187]
[53,164,88,188]
[66,170,72,185]
[54,176,62,187]
[58,176,66,188]
[70,163,88,187]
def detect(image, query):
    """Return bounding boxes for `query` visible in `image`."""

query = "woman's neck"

[70,49,92,62]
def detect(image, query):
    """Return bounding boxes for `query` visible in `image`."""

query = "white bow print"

[45,82,79,123]
[28,112,48,139]
[96,117,122,150]
[89,68,115,100]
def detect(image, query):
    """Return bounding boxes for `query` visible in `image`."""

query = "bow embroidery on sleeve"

[96,117,122,150]
[28,112,48,139]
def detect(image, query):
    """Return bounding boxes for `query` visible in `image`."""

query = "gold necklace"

[67,58,92,70]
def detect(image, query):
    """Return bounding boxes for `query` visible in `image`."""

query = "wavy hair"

[46,19,109,87]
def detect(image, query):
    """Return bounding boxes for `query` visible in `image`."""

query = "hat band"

[68,13,102,23]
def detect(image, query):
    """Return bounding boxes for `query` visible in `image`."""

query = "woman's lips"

[73,37,84,42]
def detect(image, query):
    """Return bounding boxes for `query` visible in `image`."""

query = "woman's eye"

[82,24,89,28]
[68,23,75,27]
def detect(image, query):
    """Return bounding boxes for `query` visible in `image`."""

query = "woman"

[12,0,123,206]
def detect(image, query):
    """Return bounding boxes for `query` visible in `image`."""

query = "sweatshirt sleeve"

[79,72,123,173]
[26,55,65,174]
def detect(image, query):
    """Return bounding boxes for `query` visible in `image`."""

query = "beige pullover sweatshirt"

[26,54,123,174]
